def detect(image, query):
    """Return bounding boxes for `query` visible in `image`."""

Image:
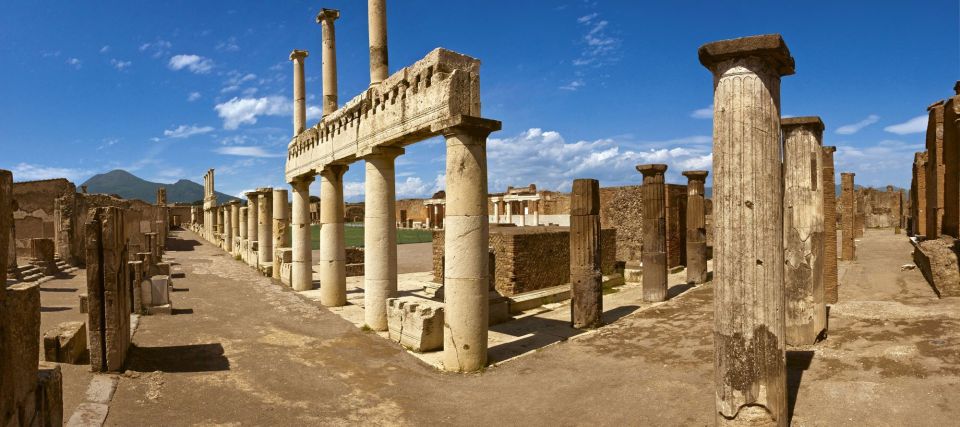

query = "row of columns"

[491,199,540,226]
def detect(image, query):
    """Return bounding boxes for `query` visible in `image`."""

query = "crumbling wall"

[12,179,75,257]
[599,185,643,263]
[857,186,904,228]
[396,199,427,225]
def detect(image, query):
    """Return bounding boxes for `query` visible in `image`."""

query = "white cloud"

[560,79,585,91]
[110,58,132,71]
[139,40,172,58]
[221,71,257,93]
[99,45,110,54]
[216,37,240,52]
[41,50,61,58]
[214,146,285,158]
[11,163,91,182]
[187,92,202,102]
[835,114,879,135]
[834,139,922,188]
[163,124,214,139]
[214,95,290,129]
[577,13,598,23]
[573,15,620,68]
[66,58,81,69]
[884,115,928,135]
[344,181,365,199]
[691,105,713,119]
[168,54,214,74]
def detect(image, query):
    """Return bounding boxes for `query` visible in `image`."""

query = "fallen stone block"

[387,298,444,352]
[43,321,88,364]
[912,237,960,297]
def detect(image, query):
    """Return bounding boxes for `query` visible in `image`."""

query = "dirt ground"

[38,228,960,425]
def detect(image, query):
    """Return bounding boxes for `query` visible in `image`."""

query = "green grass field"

[310,223,433,249]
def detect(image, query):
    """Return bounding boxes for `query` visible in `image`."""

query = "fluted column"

[319,165,349,305]
[291,177,314,291]
[782,117,826,346]
[230,201,240,254]
[363,147,403,330]
[682,170,708,284]
[246,191,259,266]
[638,164,667,302]
[822,147,839,304]
[700,34,794,426]
[273,189,290,279]
[317,8,340,115]
[290,50,308,135]
[222,206,232,250]
[258,188,274,266]
[367,0,389,86]
[841,173,856,260]
[570,178,602,328]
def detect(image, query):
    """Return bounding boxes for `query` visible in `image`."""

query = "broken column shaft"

[682,170,709,284]
[637,163,667,302]
[841,173,856,260]
[319,165,349,305]
[700,33,794,426]
[821,146,839,304]
[317,8,340,115]
[290,50,308,135]
[291,177,314,291]
[570,178,603,328]
[363,147,403,330]
[367,0,388,85]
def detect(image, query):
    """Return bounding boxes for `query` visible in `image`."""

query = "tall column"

[638,164,668,302]
[363,147,403,330]
[782,117,826,346]
[942,88,960,238]
[273,189,290,279]
[223,206,232,250]
[505,200,512,224]
[441,118,499,373]
[239,206,248,245]
[317,8,340,115]
[319,165,349,305]
[291,177,314,291]
[926,101,945,238]
[246,191,259,262]
[841,173,856,260]
[533,199,540,226]
[913,152,929,236]
[682,170,708,284]
[258,189,274,266]
[822,146,839,304]
[570,178,602,329]
[230,201,240,252]
[700,34,794,426]
[367,0,388,86]
[290,50,308,135]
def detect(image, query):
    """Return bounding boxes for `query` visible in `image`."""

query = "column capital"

[316,8,340,23]
[433,115,502,138]
[682,170,709,181]
[782,116,825,136]
[698,34,795,77]
[823,145,837,154]
[359,145,404,160]
[290,49,309,61]
[841,172,856,178]
[636,163,667,177]
[289,173,316,186]
[319,164,349,179]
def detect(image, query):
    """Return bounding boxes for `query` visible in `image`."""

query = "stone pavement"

[86,229,958,425]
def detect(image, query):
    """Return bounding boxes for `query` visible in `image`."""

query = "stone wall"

[857,186,904,229]
[396,199,427,225]
[665,184,688,268]
[167,206,193,227]
[598,184,687,267]
[12,178,76,257]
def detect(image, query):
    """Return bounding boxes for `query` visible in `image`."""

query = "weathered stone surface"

[0,169,10,424]
[841,173,857,260]
[43,321,87,364]
[638,164,668,302]
[912,237,960,297]
[319,165,349,304]
[942,94,960,238]
[31,237,58,275]
[86,206,131,372]
[3,282,41,421]
[683,171,709,284]
[926,101,945,238]
[387,297,444,352]
[822,147,839,303]
[700,33,792,426]
[34,362,64,427]
[570,179,602,329]
[364,148,404,331]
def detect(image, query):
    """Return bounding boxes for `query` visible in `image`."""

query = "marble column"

[638,164,667,302]
[782,117,826,346]
[363,147,403,330]
[699,34,794,426]
[682,170,708,284]
[258,189,274,266]
[441,118,499,373]
[246,191,259,265]
[841,173,856,260]
[570,178,602,328]
[223,206,232,250]
[317,8,340,115]
[821,146,839,304]
[239,206,248,257]
[290,49,308,135]
[319,165,349,305]
[367,0,388,86]
[273,189,290,279]
[230,201,241,253]
[291,177,314,291]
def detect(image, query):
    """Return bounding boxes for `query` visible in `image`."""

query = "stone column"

[441,117,499,373]
[822,146,839,304]
[246,191,259,262]
[520,201,527,226]
[291,177,314,291]
[319,165,349,305]
[230,201,240,250]
[912,152,929,236]
[317,8,340,115]
[533,199,540,226]
[638,164,668,302]
[505,200,512,224]
[570,178,602,328]
[699,34,794,426]
[682,170,708,284]
[258,189,274,266]
[223,207,233,250]
[942,88,960,238]
[363,147,403,330]
[290,50,308,135]
[841,173,856,260]
[492,200,499,223]
[239,206,248,244]
[273,189,290,279]
[926,101,945,238]
[367,0,388,86]
[782,117,826,346]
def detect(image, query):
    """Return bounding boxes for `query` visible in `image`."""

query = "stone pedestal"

[570,178,602,329]
[821,146,839,303]
[364,148,403,330]
[387,297,443,352]
[699,34,794,426]
[683,170,709,284]
[638,164,668,302]
[841,173,856,260]
[291,177,314,291]
[320,165,349,304]
[42,321,87,364]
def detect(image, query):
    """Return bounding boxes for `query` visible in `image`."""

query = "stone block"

[34,362,64,427]
[30,238,58,276]
[345,263,365,277]
[142,275,171,307]
[155,262,170,276]
[387,298,444,352]
[912,237,960,297]
[2,283,41,419]
[86,207,131,373]
[42,321,87,364]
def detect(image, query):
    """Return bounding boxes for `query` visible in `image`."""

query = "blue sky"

[1,1,957,201]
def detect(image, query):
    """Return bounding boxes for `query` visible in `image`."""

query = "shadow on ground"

[787,350,815,422]
[126,343,230,373]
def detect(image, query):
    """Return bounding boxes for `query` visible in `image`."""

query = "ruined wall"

[345,203,364,223]
[599,185,643,263]
[857,187,904,229]
[12,179,76,257]
[396,199,427,225]
[167,206,193,227]
[665,184,688,268]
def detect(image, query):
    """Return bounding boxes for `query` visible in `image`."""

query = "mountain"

[81,170,239,204]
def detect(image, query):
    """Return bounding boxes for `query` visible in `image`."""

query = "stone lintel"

[841,172,856,178]
[698,33,795,76]
[928,100,945,111]
[227,199,241,206]
[289,49,308,61]
[681,170,709,180]
[781,116,825,133]
[636,163,668,176]
[316,8,340,23]
[358,145,405,159]
[432,114,502,135]
[255,187,274,194]
[823,145,837,154]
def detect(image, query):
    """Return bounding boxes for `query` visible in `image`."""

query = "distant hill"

[81,170,238,204]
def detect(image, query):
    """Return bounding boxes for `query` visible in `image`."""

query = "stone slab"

[66,403,109,427]
[912,237,960,297]
[387,297,444,352]
[43,321,87,364]
[35,362,64,427]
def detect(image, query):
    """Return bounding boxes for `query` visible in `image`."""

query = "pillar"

[942,88,960,238]
[781,117,826,346]
[273,189,290,279]
[319,165,349,305]
[317,8,340,115]
[912,152,929,236]
[367,0,388,86]
[505,200,512,224]
[363,147,403,330]
[638,164,667,302]
[520,200,527,226]
[841,173,856,260]
[239,206,248,242]
[441,118,499,373]
[822,146,839,304]
[246,191,259,262]
[570,178,602,328]
[258,189,273,266]
[291,177,314,291]
[290,50,308,135]
[492,200,499,224]
[533,199,540,226]
[230,202,240,250]
[223,206,233,250]
[926,101,945,237]
[700,34,794,426]
[682,170,708,284]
